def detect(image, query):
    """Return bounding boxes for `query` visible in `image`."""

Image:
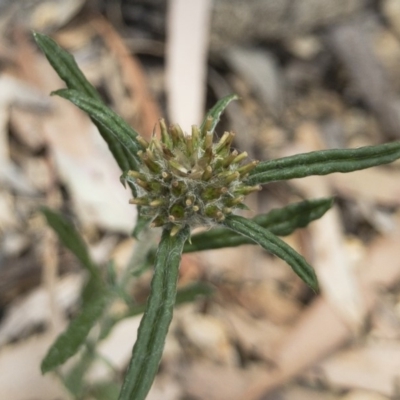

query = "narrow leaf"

[89,382,120,400]
[175,282,214,303]
[118,226,190,400]
[113,140,134,172]
[33,32,101,100]
[131,215,151,239]
[250,197,334,236]
[63,345,95,397]
[223,215,318,291]
[53,89,141,167]
[245,142,400,185]
[41,288,109,373]
[33,33,137,172]
[184,198,333,253]
[41,207,96,276]
[200,94,239,134]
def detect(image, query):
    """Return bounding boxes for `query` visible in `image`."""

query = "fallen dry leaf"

[90,15,161,137]
[0,274,83,347]
[319,341,400,396]
[286,122,365,328]
[328,168,400,207]
[236,226,400,400]
[340,389,391,400]
[0,333,69,400]
[177,307,236,365]
[180,360,264,400]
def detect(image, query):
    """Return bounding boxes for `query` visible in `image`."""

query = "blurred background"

[1,0,400,399]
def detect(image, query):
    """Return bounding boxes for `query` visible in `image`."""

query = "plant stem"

[118,225,190,400]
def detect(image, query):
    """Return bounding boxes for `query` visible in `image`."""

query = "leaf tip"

[305,269,319,293]
[51,89,67,98]
[310,278,319,293]
[40,358,52,375]
[232,93,240,101]
[32,30,41,40]
[32,31,47,49]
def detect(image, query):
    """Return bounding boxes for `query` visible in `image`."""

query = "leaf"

[40,210,110,373]
[245,141,400,186]
[33,32,101,100]
[53,89,141,168]
[118,226,190,400]
[40,209,111,373]
[41,287,109,373]
[33,32,137,172]
[112,140,134,172]
[175,282,214,303]
[131,215,151,239]
[89,381,120,400]
[223,215,318,291]
[63,345,95,397]
[41,207,97,277]
[251,197,334,236]
[200,94,239,134]
[183,198,333,253]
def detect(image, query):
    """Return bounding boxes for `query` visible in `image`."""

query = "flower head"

[125,117,260,235]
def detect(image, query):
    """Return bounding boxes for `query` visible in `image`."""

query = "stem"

[118,225,190,400]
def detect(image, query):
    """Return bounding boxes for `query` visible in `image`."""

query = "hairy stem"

[118,225,190,400]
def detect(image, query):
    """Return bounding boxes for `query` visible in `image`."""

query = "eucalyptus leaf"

[118,226,190,400]
[223,215,318,291]
[245,141,400,185]
[200,94,239,134]
[184,198,333,253]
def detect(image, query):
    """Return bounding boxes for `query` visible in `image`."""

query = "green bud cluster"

[124,117,260,235]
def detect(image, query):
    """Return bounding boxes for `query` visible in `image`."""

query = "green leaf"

[41,207,97,277]
[183,198,333,253]
[40,209,110,373]
[111,139,135,172]
[245,142,400,185]
[131,215,151,239]
[223,215,318,291]
[200,94,239,134]
[63,345,95,397]
[89,381,120,400]
[53,89,141,168]
[175,282,214,303]
[118,226,190,400]
[33,32,101,100]
[33,32,138,173]
[41,287,109,373]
